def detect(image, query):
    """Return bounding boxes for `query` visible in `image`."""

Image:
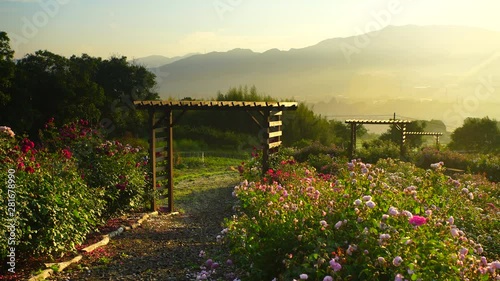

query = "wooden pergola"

[133,100,298,212]
[404,131,443,147]
[345,119,412,159]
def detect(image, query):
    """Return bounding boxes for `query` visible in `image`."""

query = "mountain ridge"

[144,25,500,129]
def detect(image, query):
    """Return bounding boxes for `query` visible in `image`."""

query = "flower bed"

[226,157,500,280]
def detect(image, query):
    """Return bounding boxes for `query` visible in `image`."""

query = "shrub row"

[413,147,500,182]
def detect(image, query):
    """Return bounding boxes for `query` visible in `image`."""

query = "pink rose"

[409,215,426,226]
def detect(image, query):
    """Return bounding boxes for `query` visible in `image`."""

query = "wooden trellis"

[345,119,412,159]
[133,100,298,212]
[404,131,443,147]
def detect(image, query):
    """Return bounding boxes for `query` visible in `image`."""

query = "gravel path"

[49,173,241,281]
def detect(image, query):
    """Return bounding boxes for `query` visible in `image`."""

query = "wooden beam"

[156,175,167,181]
[172,109,188,127]
[349,123,357,159]
[166,110,174,213]
[156,156,166,163]
[154,127,167,133]
[149,109,157,211]
[156,166,167,173]
[400,124,406,158]
[155,147,168,153]
[267,131,282,139]
[245,110,264,129]
[268,141,282,149]
[262,110,271,176]
[269,120,282,127]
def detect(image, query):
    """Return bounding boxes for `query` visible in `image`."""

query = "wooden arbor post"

[348,122,357,159]
[396,123,407,158]
[148,109,174,212]
[262,109,283,175]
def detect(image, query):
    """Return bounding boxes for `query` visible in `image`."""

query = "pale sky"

[2,0,500,59]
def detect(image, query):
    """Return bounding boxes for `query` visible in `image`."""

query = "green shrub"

[413,147,500,182]
[40,119,149,218]
[358,139,400,163]
[292,141,345,162]
[0,133,103,258]
[80,140,147,218]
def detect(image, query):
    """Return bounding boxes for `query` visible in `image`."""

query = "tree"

[95,56,159,137]
[2,50,159,139]
[0,31,15,107]
[329,120,367,149]
[283,103,331,145]
[448,117,500,152]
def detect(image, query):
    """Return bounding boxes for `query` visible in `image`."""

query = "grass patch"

[157,155,244,210]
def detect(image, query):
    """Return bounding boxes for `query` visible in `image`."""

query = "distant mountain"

[129,54,197,68]
[151,25,500,129]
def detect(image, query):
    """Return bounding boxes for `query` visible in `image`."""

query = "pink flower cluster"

[409,215,427,226]
[0,126,15,137]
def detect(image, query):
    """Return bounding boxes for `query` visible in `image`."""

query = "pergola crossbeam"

[404,131,443,147]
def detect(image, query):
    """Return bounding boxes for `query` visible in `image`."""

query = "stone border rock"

[27,211,161,281]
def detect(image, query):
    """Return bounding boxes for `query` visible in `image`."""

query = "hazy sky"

[2,0,500,59]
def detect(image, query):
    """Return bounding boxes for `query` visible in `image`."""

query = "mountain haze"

[152,25,500,130]
[130,54,197,68]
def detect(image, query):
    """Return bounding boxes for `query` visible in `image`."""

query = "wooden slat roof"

[345,119,412,124]
[404,132,443,136]
[134,100,298,110]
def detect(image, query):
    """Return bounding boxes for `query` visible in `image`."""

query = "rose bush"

[226,156,500,280]
[40,119,149,218]
[1,120,149,259]
[1,128,103,258]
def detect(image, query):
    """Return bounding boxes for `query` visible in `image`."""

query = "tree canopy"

[0,32,15,107]
[0,32,159,139]
[448,117,500,153]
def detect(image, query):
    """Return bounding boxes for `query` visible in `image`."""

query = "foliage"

[292,141,345,162]
[225,156,500,280]
[413,147,500,182]
[175,125,257,151]
[289,141,346,174]
[283,104,367,147]
[358,139,401,164]
[448,117,500,153]
[216,85,274,102]
[0,31,15,107]
[284,106,366,147]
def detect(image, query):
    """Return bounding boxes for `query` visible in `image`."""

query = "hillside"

[152,25,500,129]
